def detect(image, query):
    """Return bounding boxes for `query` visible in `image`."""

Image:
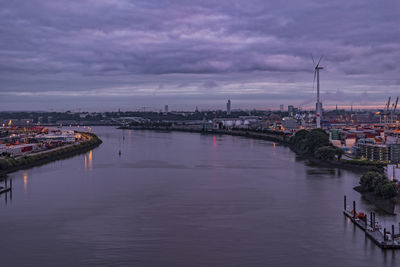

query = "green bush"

[314,146,342,161]
[291,129,330,155]
[359,170,398,199]
[380,182,398,199]
[0,159,10,170]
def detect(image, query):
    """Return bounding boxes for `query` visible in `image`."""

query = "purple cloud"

[0,0,399,110]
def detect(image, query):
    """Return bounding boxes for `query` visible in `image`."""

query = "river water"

[0,127,399,266]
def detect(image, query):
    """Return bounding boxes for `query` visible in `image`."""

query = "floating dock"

[343,195,400,249]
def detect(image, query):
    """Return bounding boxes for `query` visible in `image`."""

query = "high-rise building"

[164,105,169,114]
[288,105,294,113]
[227,99,231,115]
[280,104,284,112]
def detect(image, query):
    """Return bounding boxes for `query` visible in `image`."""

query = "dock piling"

[384,228,387,241]
[344,195,346,211]
[392,225,395,240]
[373,213,375,230]
[353,201,356,218]
[370,212,373,229]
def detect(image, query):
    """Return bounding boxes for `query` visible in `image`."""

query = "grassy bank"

[0,132,102,175]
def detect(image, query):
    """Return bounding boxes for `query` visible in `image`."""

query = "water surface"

[0,127,399,266]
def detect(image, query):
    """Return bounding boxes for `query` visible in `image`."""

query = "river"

[0,126,399,266]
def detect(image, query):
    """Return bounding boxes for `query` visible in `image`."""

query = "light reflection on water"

[84,150,93,171]
[0,127,399,267]
[23,171,28,194]
[88,150,93,170]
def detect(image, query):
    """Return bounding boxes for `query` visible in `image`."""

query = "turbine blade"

[317,55,323,66]
[311,54,315,65]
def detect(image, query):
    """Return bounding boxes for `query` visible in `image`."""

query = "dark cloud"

[203,81,218,89]
[0,0,399,110]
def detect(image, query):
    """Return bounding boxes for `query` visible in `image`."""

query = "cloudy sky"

[1,0,399,111]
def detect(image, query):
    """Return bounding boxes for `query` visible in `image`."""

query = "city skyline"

[1,0,399,111]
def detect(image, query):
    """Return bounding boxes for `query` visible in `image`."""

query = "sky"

[0,0,400,111]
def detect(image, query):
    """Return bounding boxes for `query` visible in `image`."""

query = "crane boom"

[394,97,399,114]
[387,97,391,113]
[392,96,399,124]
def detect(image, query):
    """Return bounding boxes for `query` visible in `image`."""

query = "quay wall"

[0,132,102,175]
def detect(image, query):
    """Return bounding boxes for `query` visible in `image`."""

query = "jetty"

[343,195,400,249]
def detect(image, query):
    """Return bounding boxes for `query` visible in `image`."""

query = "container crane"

[386,97,391,124]
[392,96,399,124]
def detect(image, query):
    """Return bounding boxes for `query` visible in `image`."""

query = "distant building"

[281,117,298,131]
[357,144,390,162]
[280,104,284,112]
[164,105,169,114]
[288,105,296,116]
[355,143,400,163]
[227,99,231,115]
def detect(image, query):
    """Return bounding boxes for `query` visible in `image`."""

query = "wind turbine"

[312,55,324,128]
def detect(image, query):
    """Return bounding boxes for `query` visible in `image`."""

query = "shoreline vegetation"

[353,166,398,214]
[0,132,102,177]
[120,124,397,213]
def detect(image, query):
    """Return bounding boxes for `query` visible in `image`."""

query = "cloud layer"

[1,0,399,110]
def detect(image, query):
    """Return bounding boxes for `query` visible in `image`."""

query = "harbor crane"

[392,96,399,124]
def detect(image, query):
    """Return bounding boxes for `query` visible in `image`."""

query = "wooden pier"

[343,195,400,249]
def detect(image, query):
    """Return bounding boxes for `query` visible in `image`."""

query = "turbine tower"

[312,55,324,128]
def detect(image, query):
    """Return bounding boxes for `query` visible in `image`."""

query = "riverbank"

[0,132,102,176]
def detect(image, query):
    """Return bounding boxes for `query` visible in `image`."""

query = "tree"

[314,146,337,161]
[380,182,398,199]
[359,171,398,199]
[291,129,329,155]
[370,165,385,174]
[307,129,330,153]
[360,171,381,191]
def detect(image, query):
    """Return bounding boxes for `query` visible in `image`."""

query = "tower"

[227,99,231,115]
[312,56,324,128]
